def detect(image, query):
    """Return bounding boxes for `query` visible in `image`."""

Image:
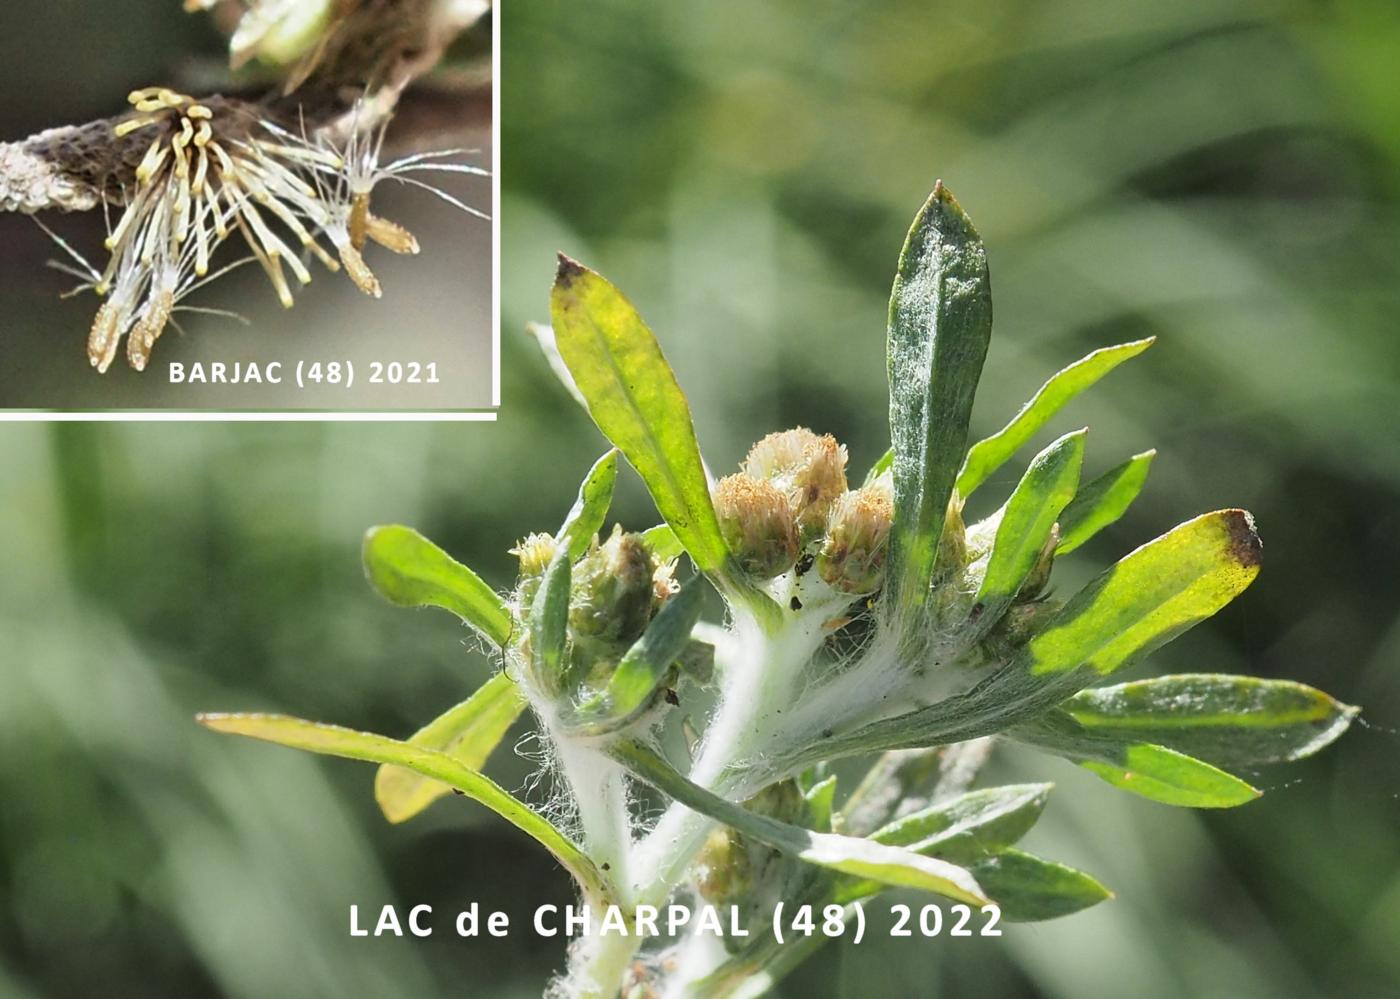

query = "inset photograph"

[0,0,494,413]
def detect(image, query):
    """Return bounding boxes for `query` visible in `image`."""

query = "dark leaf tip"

[555,252,588,288]
[1221,509,1263,568]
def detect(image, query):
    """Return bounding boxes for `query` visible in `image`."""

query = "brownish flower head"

[817,483,895,593]
[742,428,849,539]
[713,474,800,580]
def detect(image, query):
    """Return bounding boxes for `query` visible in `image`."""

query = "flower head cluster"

[714,427,898,596]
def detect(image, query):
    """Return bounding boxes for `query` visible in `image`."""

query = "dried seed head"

[365,213,420,255]
[87,302,123,373]
[817,483,895,594]
[126,289,173,372]
[338,241,383,298]
[713,474,800,580]
[23,85,482,370]
[742,428,849,538]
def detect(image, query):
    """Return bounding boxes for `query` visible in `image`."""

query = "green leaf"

[863,448,893,487]
[1061,674,1358,767]
[374,672,528,824]
[887,182,992,608]
[557,450,619,560]
[804,776,838,833]
[642,523,684,562]
[968,849,1112,921]
[802,510,1263,766]
[196,713,608,899]
[835,783,1050,902]
[975,429,1085,610]
[613,740,986,905]
[526,322,587,407]
[957,338,1154,497]
[550,257,729,574]
[569,577,709,733]
[1025,508,1262,678]
[529,547,572,696]
[1011,711,1260,807]
[870,783,1050,860]
[1057,451,1155,555]
[362,525,512,647]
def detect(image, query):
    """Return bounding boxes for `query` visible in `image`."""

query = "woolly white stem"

[551,736,636,999]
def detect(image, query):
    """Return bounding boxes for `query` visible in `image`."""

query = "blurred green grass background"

[4,0,1400,996]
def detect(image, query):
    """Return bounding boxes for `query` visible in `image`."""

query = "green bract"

[200,184,1355,999]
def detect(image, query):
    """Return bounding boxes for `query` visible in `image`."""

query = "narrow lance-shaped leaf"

[957,338,1154,497]
[612,739,987,905]
[869,783,1049,860]
[1010,711,1260,808]
[1056,450,1155,555]
[557,450,619,560]
[196,714,609,900]
[374,672,528,824]
[568,577,709,733]
[1060,674,1358,767]
[1026,508,1262,677]
[975,429,1085,614]
[839,846,1110,922]
[550,257,729,574]
[363,525,512,647]
[529,547,572,697]
[804,776,838,834]
[801,510,1264,766]
[887,182,992,608]
[835,783,1049,901]
[965,849,1113,922]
